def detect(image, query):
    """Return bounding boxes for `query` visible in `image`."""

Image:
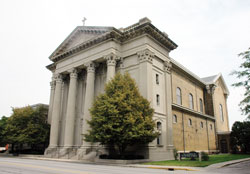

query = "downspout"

[206,118,210,154]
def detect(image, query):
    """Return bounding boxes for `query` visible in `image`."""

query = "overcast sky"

[0,0,249,128]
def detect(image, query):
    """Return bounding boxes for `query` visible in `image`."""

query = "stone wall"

[171,70,205,113]
[213,79,230,132]
[172,109,216,152]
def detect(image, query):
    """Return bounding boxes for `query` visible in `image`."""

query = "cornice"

[46,63,56,71]
[172,103,215,121]
[49,23,178,64]
[171,59,206,88]
[51,29,122,63]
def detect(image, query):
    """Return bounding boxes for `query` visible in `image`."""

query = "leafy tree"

[85,73,158,156]
[231,48,250,119]
[0,116,8,146]
[4,105,50,153]
[24,106,50,149]
[230,121,250,154]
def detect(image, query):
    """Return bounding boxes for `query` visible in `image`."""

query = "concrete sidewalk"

[1,154,250,172]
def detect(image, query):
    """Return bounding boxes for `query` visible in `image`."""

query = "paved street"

[0,157,190,174]
[0,157,249,174]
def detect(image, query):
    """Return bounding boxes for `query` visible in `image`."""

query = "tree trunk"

[118,144,127,157]
[11,143,14,153]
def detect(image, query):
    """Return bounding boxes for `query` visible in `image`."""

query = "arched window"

[157,122,162,145]
[189,93,194,109]
[219,104,224,122]
[188,118,192,126]
[173,115,177,123]
[200,121,203,128]
[176,87,182,105]
[200,98,203,113]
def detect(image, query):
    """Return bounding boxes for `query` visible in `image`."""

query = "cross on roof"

[82,17,87,26]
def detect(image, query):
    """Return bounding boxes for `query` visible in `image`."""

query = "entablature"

[49,18,177,64]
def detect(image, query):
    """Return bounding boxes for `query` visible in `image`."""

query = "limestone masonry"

[45,17,230,160]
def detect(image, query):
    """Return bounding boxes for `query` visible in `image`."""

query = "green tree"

[24,106,50,150]
[0,116,8,146]
[4,105,50,153]
[84,73,158,156]
[231,48,250,119]
[230,121,250,154]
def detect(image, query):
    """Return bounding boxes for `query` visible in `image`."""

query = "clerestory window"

[176,87,182,105]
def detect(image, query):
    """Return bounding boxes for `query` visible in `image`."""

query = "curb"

[219,158,250,168]
[146,166,198,171]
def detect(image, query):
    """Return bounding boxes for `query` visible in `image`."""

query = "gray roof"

[201,74,218,84]
[170,58,206,85]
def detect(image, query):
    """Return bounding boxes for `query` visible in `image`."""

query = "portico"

[46,53,121,157]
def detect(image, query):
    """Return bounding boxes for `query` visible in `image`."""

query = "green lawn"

[144,154,250,167]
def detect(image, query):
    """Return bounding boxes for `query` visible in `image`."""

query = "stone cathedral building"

[45,18,230,160]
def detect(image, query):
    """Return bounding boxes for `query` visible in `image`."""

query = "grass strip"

[144,154,250,167]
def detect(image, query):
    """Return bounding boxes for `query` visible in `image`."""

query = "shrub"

[201,151,209,161]
[189,151,197,161]
[173,148,178,160]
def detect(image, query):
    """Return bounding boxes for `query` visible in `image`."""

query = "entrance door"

[220,139,228,153]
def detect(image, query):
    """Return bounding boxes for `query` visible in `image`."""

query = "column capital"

[50,80,56,90]
[84,62,96,73]
[137,49,154,63]
[55,74,63,83]
[164,61,172,74]
[68,68,78,79]
[104,53,120,66]
[206,85,216,94]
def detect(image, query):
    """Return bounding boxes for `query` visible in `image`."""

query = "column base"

[44,146,59,158]
[57,147,78,159]
[167,144,175,150]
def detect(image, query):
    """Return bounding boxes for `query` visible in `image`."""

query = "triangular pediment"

[49,26,113,60]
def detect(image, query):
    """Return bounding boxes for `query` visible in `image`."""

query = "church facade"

[45,18,230,160]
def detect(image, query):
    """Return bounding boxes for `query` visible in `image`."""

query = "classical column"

[64,68,78,147]
[104,53,120,82]
[164,61,174,151]
[49,74,63,147]
[48,76,56,124]
[82,62,96,146]
[137,49,154,103]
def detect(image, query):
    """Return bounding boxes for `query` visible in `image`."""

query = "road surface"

[0,157,249,174]
[0,157,190,174]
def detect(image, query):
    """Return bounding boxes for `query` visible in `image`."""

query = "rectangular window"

[200,99,203,113]
[156,74,159,84]
[156,94,160,105]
